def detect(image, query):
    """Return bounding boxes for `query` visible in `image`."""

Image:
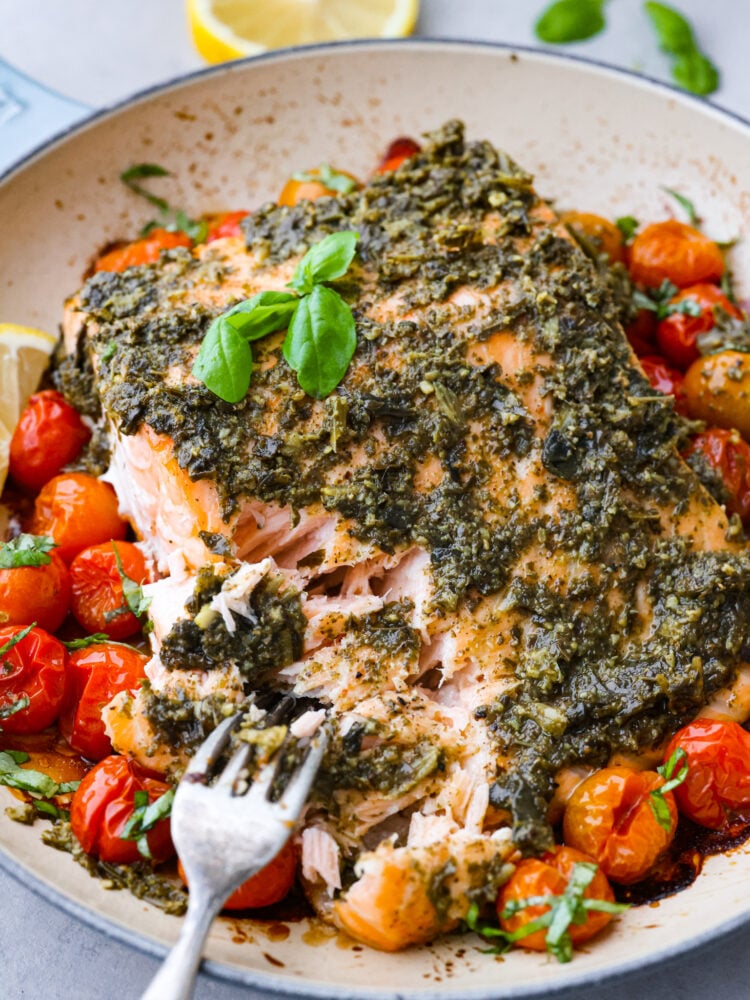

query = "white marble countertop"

[1,1,749,997]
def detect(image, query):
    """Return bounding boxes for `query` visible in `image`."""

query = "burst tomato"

[560,211,626,264]
[497,845,615,952]
[664,718,750,829]
[0,549,71,632]
[205,210,248,242]
[69,541,149,639]
[562,767,677,884]
[629,220,724,289]
[685,428,750,522]
[70,754,174,863]
[0,625,67,734]
[177,839,296,911]
[656,284,742,370]
[94,228,192,273]
[626,309,657,356]
[60,643,149,761]
[639,355,689,415]
[9,390,91,492]
[375,136,421,174]
[683,349,750,440]
[278,166,358,207]
[30,473,127,563]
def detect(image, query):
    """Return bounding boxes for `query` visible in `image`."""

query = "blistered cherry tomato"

[0,625,66,734]
[375,137,421,174]
[683,349,750,440]
[497,845,615,952]
[30,473,127,563]
[205,210,248,242]
[70,754,174,863]
[626,309,657,357]
[95,228,192,273]
[665,718,750,829]
[656,284,742,370]
[684,428,750,523]
[60,643,149,761]
[69,541,149,639]
[278,166,358,207]
[562,767,677,884]
[560,211,626,264]
[629,221,724,289]
[639,355,689,415]
[0,549,71,632]
[177,839,296,910]
[9,390,91,492]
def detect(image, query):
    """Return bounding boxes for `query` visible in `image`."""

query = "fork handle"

[141,887,223,1000]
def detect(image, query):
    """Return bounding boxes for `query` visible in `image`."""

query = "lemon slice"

[187,0,419,63]
[0,323,58,493]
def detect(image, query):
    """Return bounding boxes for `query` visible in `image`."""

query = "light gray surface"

[1,1,750,998]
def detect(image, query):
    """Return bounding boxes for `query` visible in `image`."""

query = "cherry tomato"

[205,210,248,242]
[69,541,149,639]
[626,309,657,357]
[375,137,421,174]
[60,643,149,761]
[30,473,127,563]
[0,625,66,734]
[683,349,750,440]
[684,428,750,523]
[278,166,358,207]
[497,845,615,952]
[639,355,689,416]
[95,228,192,273]
[177,839,296,911]
[0,549,71,633]
[629,221,724,289]
[70,754,174,863]
[560,211,626,264]
[9,390,91,493]
[562,767,677,884]
[664,718,750,829]
[656,284,742,370]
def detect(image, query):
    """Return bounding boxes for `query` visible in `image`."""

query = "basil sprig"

[616,216,639,242]
[650,746,688,831]
[662,186,699,226]
[632,279,702,320]
[192,231,359,402]
[534,0,607,44]
[0,535,57,569]
[111,543,151,620]
[120,787,175,860]
[644,2,719,96]
[120,163,208,243]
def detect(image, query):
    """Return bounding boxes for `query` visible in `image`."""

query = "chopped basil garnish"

[291,163,357,195]
[111,543,151,619]
[62,634,111,651]
[650,746,688,831]
[0,750,80,799]
[120,787,175,860]
[120,162,208,243]
[662,186,699,226]
[0,695,29,721]
[100,340,118,363]
[0,534,57,569]
[616,216,639,241]
[644,2,719,97]
[534,0,607,44]
[632,279,702,319]
[0,623,35,673]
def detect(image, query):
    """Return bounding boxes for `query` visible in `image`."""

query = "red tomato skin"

[69,541,149,639]
[656,284,742,370]
[639,355,689,416]
[178,839,296,910]
[30,473,127,563]
[60,643,149,761]
[0,551,71,632]
[94,229,192,273]
[375,137,421,173]
[665,719,750,829]
[629,221,725,289]
[205,210,248,242]
[9,390,91,492]
[70,754,174,863]
[626,310,657,357]
[0,625,67,734]
[684,428,750,523]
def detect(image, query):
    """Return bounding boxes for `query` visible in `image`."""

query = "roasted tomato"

[498,845,615,952]
[94,228,192,273]
[629,220,724,288]
[0,549,71,633]
[0,625,67,734]
[664,718,750,829]
[559,211,626,264]
[70,754,174,863]
[562,767,677,883]
[639,355,689,416]
[177,839,296,910]
[60,643,149,761]
[684,428,750,523]
[375,136,421,174]
[205,210,248,242]
[625,309,657,357]
[69,541,149,639]
[30,473,127,563]
[683,349,750,440]
[656,284,742,370]
[8,390,91,492]
[278,166,358,207]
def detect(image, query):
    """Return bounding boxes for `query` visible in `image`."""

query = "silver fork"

[141,710,328,1000]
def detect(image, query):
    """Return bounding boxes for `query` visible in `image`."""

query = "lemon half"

[187,0,419,63]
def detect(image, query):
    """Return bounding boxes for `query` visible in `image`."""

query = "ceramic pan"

[2,38,750,999]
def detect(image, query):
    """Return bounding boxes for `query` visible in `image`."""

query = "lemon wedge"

[0,323,58,493]
[187,0,419,63]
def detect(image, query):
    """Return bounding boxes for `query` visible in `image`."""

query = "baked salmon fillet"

[56,121,750,949]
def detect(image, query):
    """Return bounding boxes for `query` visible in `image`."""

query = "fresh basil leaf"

[225,291,299,342]
[62,634,110,651]
[0,695,29,721]
[662,186,699,226]
[192,317,253,403]
[673,50,720,96]
[650,747,688,831]
[644,3,720,97]
[0,534,57,569]
[0,753,59,798]
[120,787,174,860]
[289,231,359,295]
[283,285,357,399]
[121,163,170,184]
[534,0,607,44]
[616,216,639,241]
[111,543,151,618]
